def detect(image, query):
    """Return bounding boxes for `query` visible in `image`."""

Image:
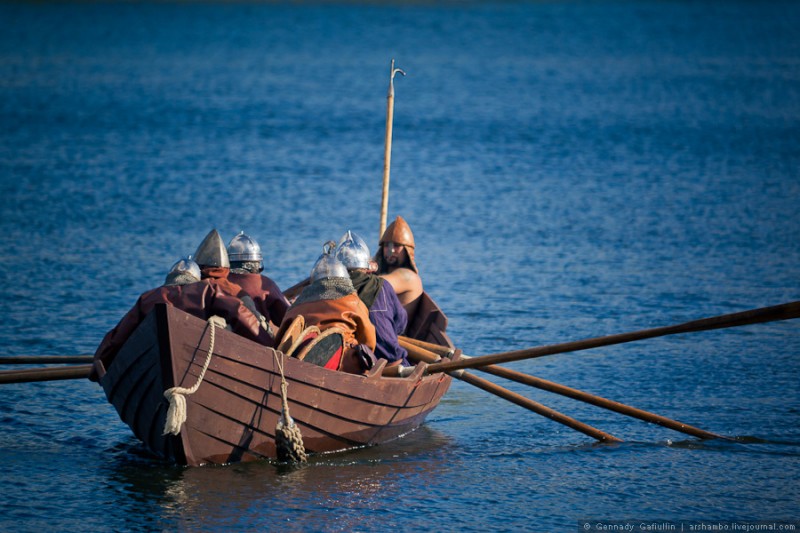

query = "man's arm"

[381,267,423,306]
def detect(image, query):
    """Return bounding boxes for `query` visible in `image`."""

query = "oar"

[0,355,93,364]
[390,341,621,443]
[0,365,92,384]
[424,300,800,375]
[474,362,727,440]
[378,59,405,239]
[400,335,724,439]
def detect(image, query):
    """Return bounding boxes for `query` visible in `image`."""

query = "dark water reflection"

[101,427,458,531]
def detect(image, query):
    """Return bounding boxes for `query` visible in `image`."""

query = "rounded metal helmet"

[335,230,371,270]
[227,231,263,264]
[194,229,230,269]
[309,241,349,282]
[164,256,202,286]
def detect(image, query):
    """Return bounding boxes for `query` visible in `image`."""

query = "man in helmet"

[90,257,271,382]
[226,231,290,336]
[193,229,246,300]
[275,242,376,373]
[375,216,424,316]
[336,230,409,367]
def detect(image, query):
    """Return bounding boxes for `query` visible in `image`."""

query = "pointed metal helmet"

[335,230,371,270]
[227,231,263,263]
[379,216,415,248]
[310,241,349,282]
[164,256,201,286]
[193,229,230,268]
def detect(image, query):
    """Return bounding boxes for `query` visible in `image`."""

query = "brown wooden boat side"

[100,309,185,463]
[169,306,452,464]
[406,292,452,347]
[101,291,454,466]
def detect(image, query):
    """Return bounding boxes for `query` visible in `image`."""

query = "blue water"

[1,1,799,531]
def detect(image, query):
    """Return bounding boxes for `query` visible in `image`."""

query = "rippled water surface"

[1,1,799,531]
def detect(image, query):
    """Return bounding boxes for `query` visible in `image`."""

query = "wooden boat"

[97,292,455,466]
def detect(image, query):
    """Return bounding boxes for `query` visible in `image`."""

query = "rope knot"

[162,315,223,436]
[274,351,307,463]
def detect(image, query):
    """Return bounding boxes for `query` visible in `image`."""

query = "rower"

[90,257,270,382]
[374,216,424,318]
[226,231,290,337]
[276,242,376,373]
[336,230,410,367]
[193,229,243,299]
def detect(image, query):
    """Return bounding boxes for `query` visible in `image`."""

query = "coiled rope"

[273,351,307,463]
[162,315,227,436]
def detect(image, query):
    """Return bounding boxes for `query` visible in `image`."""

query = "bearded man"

[374,216,423,317]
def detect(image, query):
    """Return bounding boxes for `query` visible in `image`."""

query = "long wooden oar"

[457,371,621,443]
[0,355,93,364]
[423,300,800,375]
[391,341,621,443]
[398,336,729,440]
[0,365,92,384]
[475,363,727,440]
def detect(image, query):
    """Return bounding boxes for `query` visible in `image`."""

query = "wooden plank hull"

[100,294,454,466]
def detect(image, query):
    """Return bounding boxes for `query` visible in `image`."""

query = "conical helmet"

[335,230,371,270]
[227,231,263,264]
[377,216,417,273]
[164,256,202,286]
[379,216,415,248]
[194,229,230,269]
[309,241,349,282]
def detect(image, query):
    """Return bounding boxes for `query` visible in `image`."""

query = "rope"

[162,315,227,436]
[273,351,308,463]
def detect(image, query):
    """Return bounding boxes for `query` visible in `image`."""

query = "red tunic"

[227,272,290,328]
[91,281,269,382]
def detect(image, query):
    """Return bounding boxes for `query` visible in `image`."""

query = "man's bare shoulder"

[396,267,421,283]
[381,267,422,294]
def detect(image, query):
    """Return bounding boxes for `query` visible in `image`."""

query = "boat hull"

[100,295,454,466]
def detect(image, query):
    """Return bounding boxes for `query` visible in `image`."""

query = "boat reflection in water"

[107,426,456,529]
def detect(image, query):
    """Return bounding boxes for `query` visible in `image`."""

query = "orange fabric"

[278,292,376,352]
